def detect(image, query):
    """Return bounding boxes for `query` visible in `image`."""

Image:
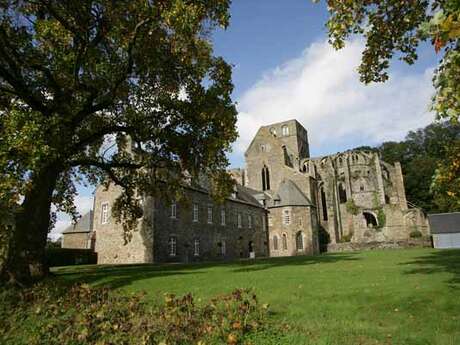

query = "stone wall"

[153,188,268,263]
[62,232,90,249]
[93,184,154,264]
[267,205,319,256]
[327,238,432,253]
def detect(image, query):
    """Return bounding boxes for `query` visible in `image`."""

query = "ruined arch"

[338,183,347,203]
[320,186,328,221]
[363,211,378,227]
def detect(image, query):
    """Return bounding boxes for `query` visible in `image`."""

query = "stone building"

[239,119,429,255]
[93,183,268,264]
[61,211,95,250]
[75,118,429,264]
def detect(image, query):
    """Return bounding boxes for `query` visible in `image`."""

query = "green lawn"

[54,248,460,345]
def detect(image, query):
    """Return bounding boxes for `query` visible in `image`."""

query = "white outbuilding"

[428,212,460,249]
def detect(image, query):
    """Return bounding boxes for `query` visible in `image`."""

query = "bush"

[45,248,97,267]
[409,230,423,238]
[0,282,270,345]
[339,232,353,243]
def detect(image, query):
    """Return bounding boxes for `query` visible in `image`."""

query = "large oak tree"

[0,0,237,284]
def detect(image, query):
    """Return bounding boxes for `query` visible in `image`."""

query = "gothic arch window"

[282,233,288,250]
[296,232,304,251]
[302,162,309,173]
[363,212,378,227]
[282,125,289,136]
[320,187,328,221]
[261,165,270,191]
[338,183,347,203]
[273,235,279,250]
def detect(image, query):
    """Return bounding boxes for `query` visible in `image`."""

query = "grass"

[53,248,460,345]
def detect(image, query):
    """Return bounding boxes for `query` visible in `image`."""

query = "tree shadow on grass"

[231,252,360,273]
[52,252,360,290]
[401,249,460,287]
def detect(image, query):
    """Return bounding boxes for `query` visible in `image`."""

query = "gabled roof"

[232,185,265,208]
[267,179,314,208]
[62,211,93,234]
[428,212,460,234]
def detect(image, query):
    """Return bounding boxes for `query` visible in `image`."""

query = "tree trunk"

[2,165,60,285]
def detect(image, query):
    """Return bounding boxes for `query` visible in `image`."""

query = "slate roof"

[62,211,93,234]
[267,179,314,208]
[428,212,460,234]
[232,185,265,208]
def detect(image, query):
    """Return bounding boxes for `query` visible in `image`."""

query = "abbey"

[62,119,429,263]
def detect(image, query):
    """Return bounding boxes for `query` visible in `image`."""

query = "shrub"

[345,200,359,215]
[0,282,270,345]
[410,230,423,238]
[45,248,97,267]
[339,232,354,243]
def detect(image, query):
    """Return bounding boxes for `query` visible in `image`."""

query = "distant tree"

[361,122,460,212]
[0,1,236,284]
[431,141,460,211]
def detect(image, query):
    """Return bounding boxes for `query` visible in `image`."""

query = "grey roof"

[62,211,93,234]
[428,213,460,234]
[233,185,265,208]
[267,179,313,208]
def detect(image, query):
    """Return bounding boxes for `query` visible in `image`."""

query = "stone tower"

[244,119,310,192]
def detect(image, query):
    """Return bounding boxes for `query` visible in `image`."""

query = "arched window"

[261,165,270,191]
[270,127,277,136]
[320,187,328,221]
[302,162,309,173]
[282,125,289,136]
[338,157,343,167]
[338,183,347,203]
[296,232,304,251]
[273,235,279,250]
[282,234,288,250]
[363,212,378,227]
[168,236,177,256]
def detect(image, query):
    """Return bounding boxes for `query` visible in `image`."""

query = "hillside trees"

[320,0,460,209]
[0,0,237,284]
[377,122,460,212]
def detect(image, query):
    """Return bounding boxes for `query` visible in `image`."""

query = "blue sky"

[51,0,439,238]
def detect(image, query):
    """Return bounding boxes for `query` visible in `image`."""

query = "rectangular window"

[248,215,252,228]
[101,202,109,224]
[193,203,199,222]
[221,208,226,226]
[194,239,200,256]
[283,208,291,225]
[168,236,177,256]
[268,215,273,227]
[207,205,213,224]
[171,202,177,219]
[221,240,226,255]
[237,213,242,228]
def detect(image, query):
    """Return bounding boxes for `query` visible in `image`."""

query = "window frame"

[193,203,199,222]
[207,205,213,224]
[101,202,109,224]
[168,236,177,257]
[221,208,226,226]
[237,213,242,228]
[194,239,200,256]
[170,201,177,219]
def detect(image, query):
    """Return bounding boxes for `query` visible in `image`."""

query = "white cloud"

[49,194,94,241]
[232,38,435,160]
